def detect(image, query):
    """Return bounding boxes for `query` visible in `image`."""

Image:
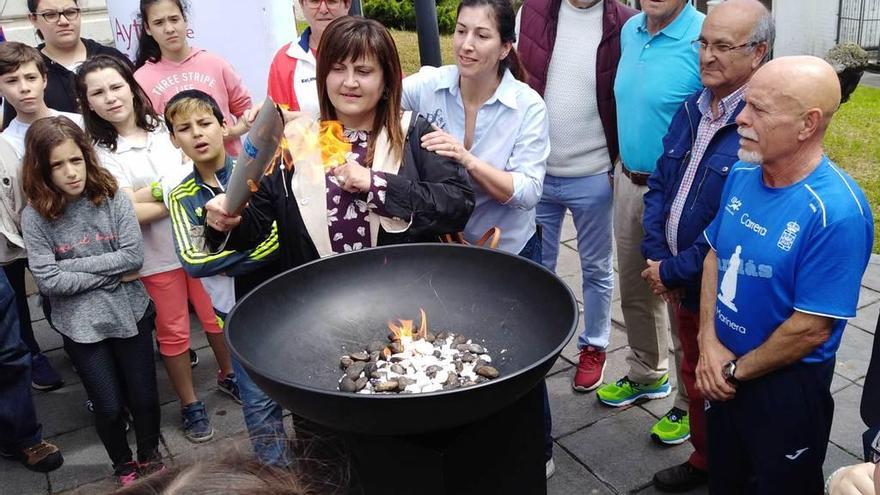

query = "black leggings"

[62,305,161,466]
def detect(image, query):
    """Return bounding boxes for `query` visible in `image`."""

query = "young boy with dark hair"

[0,41,68,391]
[0,42,82,158]
[164,89,290,467]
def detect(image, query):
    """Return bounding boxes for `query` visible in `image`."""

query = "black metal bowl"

[225,243,578,436]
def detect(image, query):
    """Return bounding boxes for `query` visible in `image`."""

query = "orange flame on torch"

[319,121,351,170]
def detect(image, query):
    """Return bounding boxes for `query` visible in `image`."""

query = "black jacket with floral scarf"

[207,114,474,274]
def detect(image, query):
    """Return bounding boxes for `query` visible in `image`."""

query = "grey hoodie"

[22,192,150,343]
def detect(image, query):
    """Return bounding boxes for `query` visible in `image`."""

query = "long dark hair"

[21,117,118,220]
[134,0,189,69]
[457,0,527,82]
[316,17,405,167]
[75,55,159,152]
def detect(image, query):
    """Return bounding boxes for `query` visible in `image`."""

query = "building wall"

[772,0,839,57]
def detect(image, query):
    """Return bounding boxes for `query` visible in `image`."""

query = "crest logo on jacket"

[725,196,742,215]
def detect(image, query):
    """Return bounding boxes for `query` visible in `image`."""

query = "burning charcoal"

[390,364,406,375]
[475,365,499,379]
[397,377,416,389]
[350,351,370,362]
[375,380,400,392]
[435,331,448,341]
[460,352,477,363]
[339,376,358,392]
[425,332,436,343]
[389,342,405,354]
[355,376,368,391]
[452,334,468,346]
[425,365,442,378]
[468,344,485,354]
[367,341,386,353]
[339,356,353,369]
[346,362,367,381]
[387,332,400,342]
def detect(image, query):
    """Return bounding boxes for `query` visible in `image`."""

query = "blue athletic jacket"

[168,157,279,279]
[641,89,745,311]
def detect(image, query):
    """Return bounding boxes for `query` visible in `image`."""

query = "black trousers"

[2,259,41,355]
[62,305,161,466]
[707,359,835,495]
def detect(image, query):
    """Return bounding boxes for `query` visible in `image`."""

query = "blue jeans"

[536,173,614,350]
[516,231,553,461]
[0,269,42,451]
[231,357,291,467]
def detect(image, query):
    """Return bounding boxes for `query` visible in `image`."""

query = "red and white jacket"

[266,29,320,116]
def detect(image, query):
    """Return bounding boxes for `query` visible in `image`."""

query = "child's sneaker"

[30,353,64,391]
[217,372,241,404]
[138,455,166,478]
[181,400,214,443]
[114,460,139,487]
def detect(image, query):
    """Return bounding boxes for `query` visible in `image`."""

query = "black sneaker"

[189,349,199,368]
[31,353,64,391]
[1,440,64,473]
[653,461,708,493]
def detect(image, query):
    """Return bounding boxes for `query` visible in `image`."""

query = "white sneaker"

[545,458,556,479]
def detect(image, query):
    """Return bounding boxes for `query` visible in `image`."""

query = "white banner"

[105,0,298,103]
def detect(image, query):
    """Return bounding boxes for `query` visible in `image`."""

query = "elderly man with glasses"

[639,0,773,491]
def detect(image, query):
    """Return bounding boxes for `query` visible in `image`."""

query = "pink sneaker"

[572,346,606,392]
[115,461,139,486]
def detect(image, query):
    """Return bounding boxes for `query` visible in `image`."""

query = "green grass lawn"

[303,21,879,252]
[825,86,880,253]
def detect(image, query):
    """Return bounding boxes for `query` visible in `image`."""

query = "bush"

[364,0,459,34]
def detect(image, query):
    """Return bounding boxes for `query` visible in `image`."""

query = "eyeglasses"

[304,0,344,10]
[34,7,81,23]
[691,38,759,55]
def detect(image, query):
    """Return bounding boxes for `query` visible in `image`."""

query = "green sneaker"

[651,407,690,445]
[596,374,671,407]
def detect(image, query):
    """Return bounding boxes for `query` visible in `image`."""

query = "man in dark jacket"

[517,0,635,394]
[640,0,773,491]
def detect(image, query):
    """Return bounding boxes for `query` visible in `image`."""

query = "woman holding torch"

[203,17,474,271]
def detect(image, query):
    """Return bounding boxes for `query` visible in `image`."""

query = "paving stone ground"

[2,213,877,494]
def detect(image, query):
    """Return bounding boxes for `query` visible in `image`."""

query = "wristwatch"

[722,359,740,386]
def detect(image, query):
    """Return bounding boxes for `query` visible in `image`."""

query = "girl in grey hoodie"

[19,116,162,487]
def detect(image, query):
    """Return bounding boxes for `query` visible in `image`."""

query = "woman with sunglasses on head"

[401,0,555,477]
[2,0,132,129]
[134,0,252,157]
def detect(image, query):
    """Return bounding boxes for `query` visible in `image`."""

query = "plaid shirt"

[665,86,746,255]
